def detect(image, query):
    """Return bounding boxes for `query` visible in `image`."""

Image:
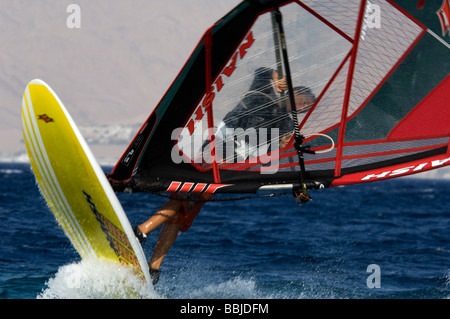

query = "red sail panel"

[388,75,450,140]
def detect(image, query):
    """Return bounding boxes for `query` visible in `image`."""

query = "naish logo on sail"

[361,157,450,181]
[185,31,255,135]
[166,181,230,193]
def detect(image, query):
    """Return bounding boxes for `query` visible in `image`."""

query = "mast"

[272,6,312,206]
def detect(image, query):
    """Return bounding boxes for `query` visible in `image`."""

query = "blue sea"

[1,161,449,301]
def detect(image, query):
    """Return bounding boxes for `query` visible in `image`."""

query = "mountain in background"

[0,0,240,163]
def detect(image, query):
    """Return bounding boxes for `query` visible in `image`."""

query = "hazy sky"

[0,0,241,159]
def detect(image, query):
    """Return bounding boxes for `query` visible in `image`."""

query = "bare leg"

[149,223,180,270]
[137,200,182,235]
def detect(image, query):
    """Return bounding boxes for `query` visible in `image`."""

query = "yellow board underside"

[21,82,142,274]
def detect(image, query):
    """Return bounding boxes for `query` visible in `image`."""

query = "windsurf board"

[21,79,151,283]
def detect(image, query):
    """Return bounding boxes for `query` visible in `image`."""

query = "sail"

[108,0,450,195]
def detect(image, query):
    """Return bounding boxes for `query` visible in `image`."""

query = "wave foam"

[37,257,159,299]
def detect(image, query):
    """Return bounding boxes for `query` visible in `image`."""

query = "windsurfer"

[218,67,315,152]
[133,193,211,285]
[221,67,288,131]
[133,69,315,285]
